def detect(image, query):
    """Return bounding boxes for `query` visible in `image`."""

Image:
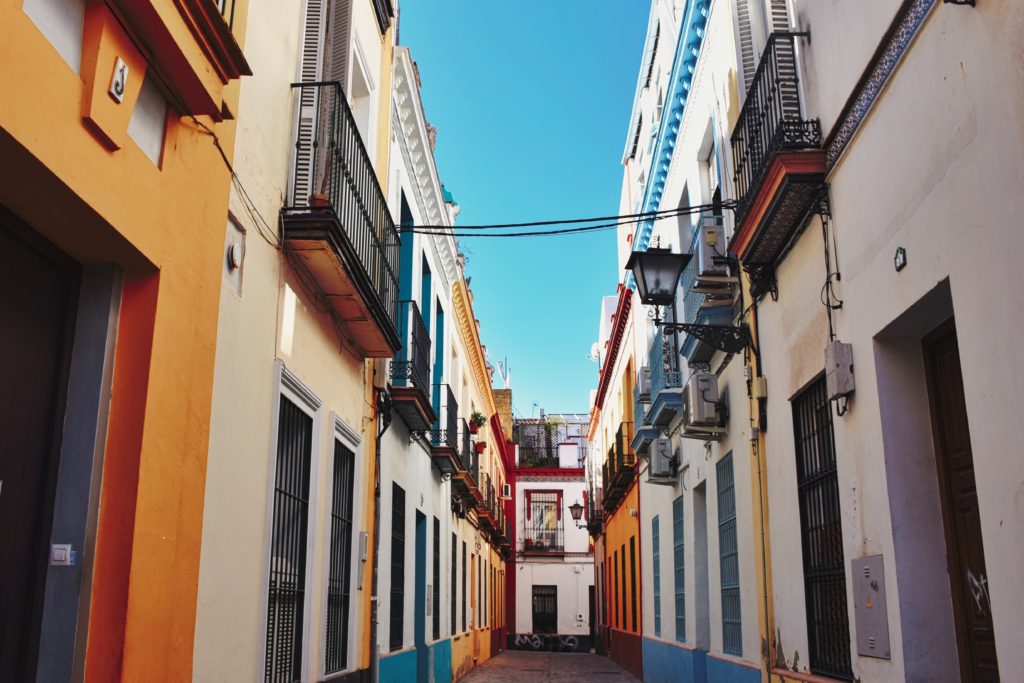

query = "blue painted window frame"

[673,494,685,643]
[652,515,662,637]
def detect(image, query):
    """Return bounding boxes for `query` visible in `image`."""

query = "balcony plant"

[475,441,487,455]
[468,411,486,434]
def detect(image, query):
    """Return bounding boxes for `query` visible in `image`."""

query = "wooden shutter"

[736,0,757,93]
[324,0,351,86]
[292,0,327,206]
[766,0,790,31]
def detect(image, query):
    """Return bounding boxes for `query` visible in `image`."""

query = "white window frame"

[259,361,324,683]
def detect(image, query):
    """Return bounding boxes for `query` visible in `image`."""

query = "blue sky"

[400,2,650,417]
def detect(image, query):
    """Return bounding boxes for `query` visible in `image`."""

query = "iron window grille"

[718,453,742,656]
[793,377,853,680]
[433,518,440,641]
[389,484,405,652]
[265,397,313,683]
[652,516,662,637]
[523,491,564,552]
[613,550,620,630]
[673,495,686,643]
[325,440,355,674]
[620,544,628,631]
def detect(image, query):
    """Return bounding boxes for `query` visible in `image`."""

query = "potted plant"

[468,411,486,434]
[475,440,487,455]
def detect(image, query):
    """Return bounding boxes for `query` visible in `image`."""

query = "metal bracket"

[660,323,753,354]
[943,0,974,5]
[744,263,778,301]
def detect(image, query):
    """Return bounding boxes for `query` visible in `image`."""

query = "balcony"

[647,329,685,427]
[522,520,565,555]
[679,247,735,365]
[390,301,435,430]
[477,473,495,531]
[514,418,586,469]
[603,422,636,512]
[729,33,826,275]
[429,385,461,476]
[450,421,474,504]
[281,82,400,358]
[631,382,659,456]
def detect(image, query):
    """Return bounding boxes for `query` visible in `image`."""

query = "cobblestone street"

[460,652,639,682]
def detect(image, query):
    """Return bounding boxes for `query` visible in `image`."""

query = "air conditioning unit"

[683,372,721,427]
[637,366,652,401]
[697,215,728,277]
[649,436,677,481]
[501,483,511,498]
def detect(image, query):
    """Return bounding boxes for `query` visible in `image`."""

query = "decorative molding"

[452,279,497,416]
[278,361,323,411]
[590,286,633,431]
[825,0,938,172]
[333,412,362,449]
[629,0,713,268]
[392,47,459,290]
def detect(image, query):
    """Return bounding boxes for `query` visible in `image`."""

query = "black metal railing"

[213,0,236,29]
[460,419,472,472]
[467,438,480,488]
[285,81,399,332]
[391,300,431,392]
[731,32,821,220]
[514,418,589,469]
[430,384,458,450]
[616,422,635,472]
[523,520,565,553]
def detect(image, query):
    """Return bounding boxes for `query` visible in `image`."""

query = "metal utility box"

[852,555,891,659]
[684,372,720,427]
[638,366,651,401]
[649,436,676,481]
[697,216,729,277]
[825,340,855,400]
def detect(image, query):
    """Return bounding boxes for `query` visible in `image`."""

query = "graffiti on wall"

[509,633,591,652]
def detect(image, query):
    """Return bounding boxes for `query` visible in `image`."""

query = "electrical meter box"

[852,555,891,659]
[697,215,729,277]
[825,340,855,400]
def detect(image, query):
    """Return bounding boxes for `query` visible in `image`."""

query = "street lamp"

[568,500,586,529]
[625,247,692,313]
[626,246,753,355]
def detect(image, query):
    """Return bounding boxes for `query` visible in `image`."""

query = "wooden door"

[0,216,78,681]
[924,321,1000,681]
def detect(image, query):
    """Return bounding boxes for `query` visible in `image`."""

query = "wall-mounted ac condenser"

[683,372,720,427]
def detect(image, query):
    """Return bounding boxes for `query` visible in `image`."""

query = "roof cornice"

[452,278,497,416]
[588,285,632,439]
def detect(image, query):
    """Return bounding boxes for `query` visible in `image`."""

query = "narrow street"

[461,652,639,683]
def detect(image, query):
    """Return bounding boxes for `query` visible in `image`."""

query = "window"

[620,544,627,631]
[629,537,638,632]
[483,558,487,626]
[612,551,619,629]
[325,440,355,674]
[652,516,662,637]
[265,395,313,683]
[450,533,457,637]
[389,484,406,651]
[793,377,852,679]
[673,495,686,643]
[433,517,440,641]
[461,541,467,632]
[532,585,558,634]
[718,453,741,656]
[524,490,563,552]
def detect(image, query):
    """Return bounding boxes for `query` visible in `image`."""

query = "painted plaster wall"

[758,3,1024,680]
[514,559,594,636]
[195,0,391,679]
[1,0,247,678]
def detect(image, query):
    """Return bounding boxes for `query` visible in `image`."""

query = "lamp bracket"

[660,322,753,355]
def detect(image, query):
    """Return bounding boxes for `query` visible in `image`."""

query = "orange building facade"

[0,0,248,680]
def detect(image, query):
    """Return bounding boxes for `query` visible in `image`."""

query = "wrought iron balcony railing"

[391,300,431,392]
[430,384,458,450]
[649,328,682,399]
[284,81,399,342]
[616,422,635,470]
[213,0,237,29]
[460,418,472,471]
[523,521,565,553]
[730,32,821,220]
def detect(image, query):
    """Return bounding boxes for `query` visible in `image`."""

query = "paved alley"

[460,651,640,682]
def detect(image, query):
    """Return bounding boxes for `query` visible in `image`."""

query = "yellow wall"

[0,0,246,679]
[604,482,641,634]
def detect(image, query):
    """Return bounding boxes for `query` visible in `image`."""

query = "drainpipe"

[369,386,393,683]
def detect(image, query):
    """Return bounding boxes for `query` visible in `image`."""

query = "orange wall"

[604,482,641,634]
[0,1,244,680]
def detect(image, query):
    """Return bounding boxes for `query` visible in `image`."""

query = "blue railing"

[649,329,682,399]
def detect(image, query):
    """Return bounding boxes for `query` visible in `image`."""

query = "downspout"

[369,386,393,683]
